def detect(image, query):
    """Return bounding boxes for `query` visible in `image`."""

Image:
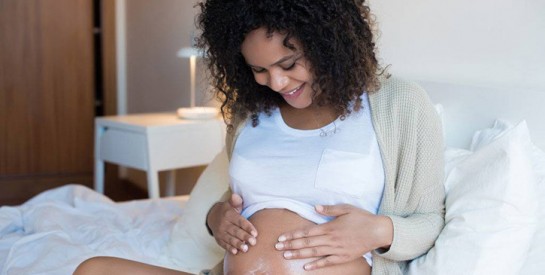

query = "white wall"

[115,1,545,192]
[367,0,545,149]
[118,1,211,194]
[368,0,545,91]
[124,0,212,114]
[119,0,545,111]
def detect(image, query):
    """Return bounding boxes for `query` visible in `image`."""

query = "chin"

[286,102,312,109]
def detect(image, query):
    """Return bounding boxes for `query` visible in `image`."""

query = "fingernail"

[275,242,284,250]
[251,230,258,237]
[315,205,324,212]
[231,248,238,255]
[283,251,292,259]
[304,264,312,270]
[278,235,286,242]
[248,237,256,246]
[241,244,248,252]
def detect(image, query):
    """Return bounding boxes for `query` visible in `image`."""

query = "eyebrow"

[247,54,298,69]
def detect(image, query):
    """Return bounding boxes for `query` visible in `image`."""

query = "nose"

[268,69,289,92]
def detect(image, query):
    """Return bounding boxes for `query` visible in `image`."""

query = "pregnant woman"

[201,0,445,274]
[74,1,445,274]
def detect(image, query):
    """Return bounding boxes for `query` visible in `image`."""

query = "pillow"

[434,103,446,141]
[468,119,545,274]
[519,140,545,274]
[165,148,229,274]
[470,119,517,151]
[407,121,539,275]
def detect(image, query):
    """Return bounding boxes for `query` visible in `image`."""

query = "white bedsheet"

[0,185,186,275]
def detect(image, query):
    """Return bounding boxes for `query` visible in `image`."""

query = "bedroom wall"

[122,1,212,195]
[117,1,545,195]
[121,0,545,112]
[368,0,545,91]
[368,0,545,149]
[126,0,203,113]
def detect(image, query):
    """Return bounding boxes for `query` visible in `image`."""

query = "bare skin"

[73,257,191,275]
[223,209,370,275]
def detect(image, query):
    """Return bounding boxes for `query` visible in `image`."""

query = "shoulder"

[225,113,250,160]
[369,76,429,109]
[368,76,442,139]
[368,76,439,124]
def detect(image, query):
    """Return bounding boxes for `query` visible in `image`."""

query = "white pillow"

[519,140,545,274]
[407,121,539,275]
[467,119,545,274]
[434,103,446,141]
[469,119,515,151]
[165,148,229,274]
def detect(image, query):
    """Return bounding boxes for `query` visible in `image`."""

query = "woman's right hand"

[206,193,258,255]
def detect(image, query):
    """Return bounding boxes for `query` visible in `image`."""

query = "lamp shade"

[177,47,204,58]
[176,46,205,109]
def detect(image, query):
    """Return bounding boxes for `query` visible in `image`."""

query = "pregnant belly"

[223,208,370,275]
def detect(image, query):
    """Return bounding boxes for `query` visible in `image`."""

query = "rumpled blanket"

[0,184,185,275]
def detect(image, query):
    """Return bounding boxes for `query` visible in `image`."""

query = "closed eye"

[281,54,303,71]
[251,64,293,73]
[249,54,303,74]
[281,62,296,70]
[251,67,266,73]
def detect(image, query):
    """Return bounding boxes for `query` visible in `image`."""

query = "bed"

[1,79,544,275]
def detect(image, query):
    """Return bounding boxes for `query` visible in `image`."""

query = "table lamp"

[176,47,218,119]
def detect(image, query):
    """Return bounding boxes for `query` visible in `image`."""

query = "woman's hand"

[207,193,258,255]
[274,204,393,271]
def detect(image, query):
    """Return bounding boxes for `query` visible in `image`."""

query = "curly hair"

[196,0,381,129]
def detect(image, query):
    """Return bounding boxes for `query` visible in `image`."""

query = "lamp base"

[176,107,219,120]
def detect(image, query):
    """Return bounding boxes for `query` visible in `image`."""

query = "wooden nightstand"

[94,112,225,198]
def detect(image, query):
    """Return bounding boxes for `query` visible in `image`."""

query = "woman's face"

[241,28,315,109]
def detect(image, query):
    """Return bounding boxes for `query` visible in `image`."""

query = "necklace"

[312,109,339,137]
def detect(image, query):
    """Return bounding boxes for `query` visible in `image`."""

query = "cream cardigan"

[211,77,445,274]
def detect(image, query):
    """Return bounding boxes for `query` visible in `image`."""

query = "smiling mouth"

[283,84,304,96]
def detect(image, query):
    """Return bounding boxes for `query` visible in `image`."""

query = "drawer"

[147,123,224,170]
[98,129,148,169]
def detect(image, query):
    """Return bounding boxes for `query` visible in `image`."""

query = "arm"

[372,78,446,261]
[204,116,258,254]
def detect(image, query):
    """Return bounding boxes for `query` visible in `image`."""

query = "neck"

[279,103,338,130]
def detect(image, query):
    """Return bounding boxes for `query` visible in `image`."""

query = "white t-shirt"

[229,93,385,224]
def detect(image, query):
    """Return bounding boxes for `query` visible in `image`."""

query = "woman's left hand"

[274,204,393,271]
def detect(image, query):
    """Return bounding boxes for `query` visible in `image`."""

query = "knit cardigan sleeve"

[368,77,445,270]
[213,114,248,205]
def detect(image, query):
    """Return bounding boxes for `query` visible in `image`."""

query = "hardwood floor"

[0,180,148,206]
[104,179,148,202]
[0,164,203,206]
[0,164,147,206]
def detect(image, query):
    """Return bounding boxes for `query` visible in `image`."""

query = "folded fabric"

[166,148,229,274]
